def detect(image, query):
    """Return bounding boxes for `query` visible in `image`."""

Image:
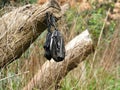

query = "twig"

[0,71,29,82]
[92,8,111,68]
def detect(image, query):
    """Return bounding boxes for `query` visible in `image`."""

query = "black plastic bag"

[50,29,65,62]
[43,31,52,60]
[43,12,65,62]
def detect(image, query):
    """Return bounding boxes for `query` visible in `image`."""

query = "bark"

[23,30,93,90]
[0,1,69,68]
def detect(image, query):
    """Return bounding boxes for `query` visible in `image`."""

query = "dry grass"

[0,1,120,90]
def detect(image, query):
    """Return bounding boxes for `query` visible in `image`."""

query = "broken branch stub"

[23,30,93,90]
[0,1,66,68]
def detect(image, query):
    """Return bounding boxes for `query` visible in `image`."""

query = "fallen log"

[23,30,93,90]
[0,0,68,68]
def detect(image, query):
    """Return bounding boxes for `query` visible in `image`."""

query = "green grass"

[60,60,120,90]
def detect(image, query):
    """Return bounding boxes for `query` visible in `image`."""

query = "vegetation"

[0,0,120,90]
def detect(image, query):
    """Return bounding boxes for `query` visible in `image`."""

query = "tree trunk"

[23,30,93,90]
[0,1,68,68]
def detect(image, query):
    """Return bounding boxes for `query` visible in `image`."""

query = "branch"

[0,1,69,68]
[23,30,93,90]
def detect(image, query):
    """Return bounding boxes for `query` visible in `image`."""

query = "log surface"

[23,30,93,90]
[0,1,64,68]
